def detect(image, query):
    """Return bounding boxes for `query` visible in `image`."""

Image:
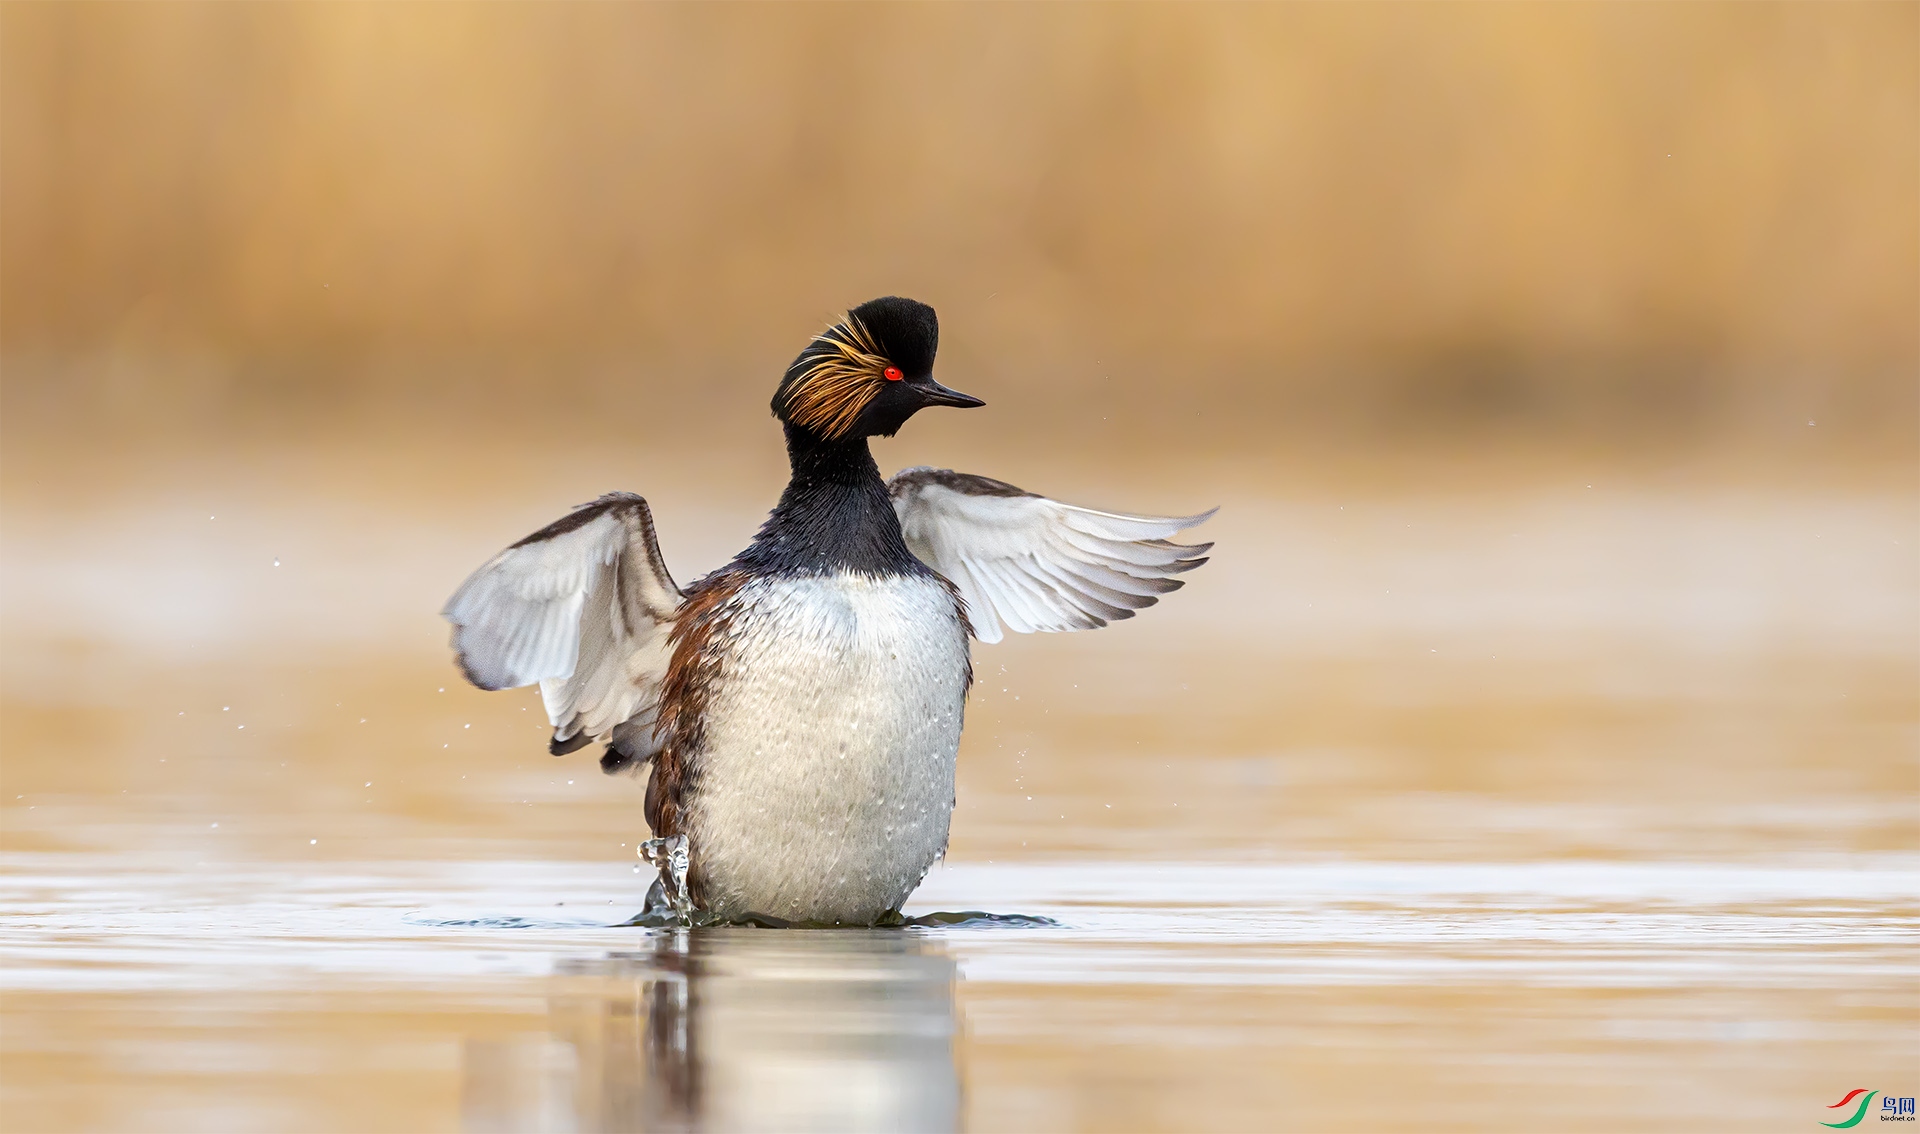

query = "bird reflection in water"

[461,928,963,1132]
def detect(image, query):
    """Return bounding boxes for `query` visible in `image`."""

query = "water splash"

[639,834,692,925]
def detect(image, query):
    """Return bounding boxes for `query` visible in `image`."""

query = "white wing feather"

[888,468,1213,644]
[442,493,682,752]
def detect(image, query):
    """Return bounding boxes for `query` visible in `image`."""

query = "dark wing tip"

[550,730,595,756]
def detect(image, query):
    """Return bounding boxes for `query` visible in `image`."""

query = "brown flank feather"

[786,314,891,439]
[646,568,750,903]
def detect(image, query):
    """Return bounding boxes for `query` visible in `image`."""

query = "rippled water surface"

[3,444,1917,1131]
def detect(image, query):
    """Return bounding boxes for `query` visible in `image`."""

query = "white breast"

[686,571,970,923]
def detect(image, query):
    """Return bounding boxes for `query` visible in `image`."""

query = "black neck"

[733,424,924,576]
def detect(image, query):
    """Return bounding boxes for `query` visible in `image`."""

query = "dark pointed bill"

[919,379,986,409]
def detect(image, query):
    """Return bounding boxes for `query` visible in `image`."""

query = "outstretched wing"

[442,493,682,759]
[888,467,1214,644]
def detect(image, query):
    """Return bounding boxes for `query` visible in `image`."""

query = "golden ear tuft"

[786,314,891,439]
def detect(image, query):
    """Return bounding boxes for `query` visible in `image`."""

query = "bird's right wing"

[442,493,682,758]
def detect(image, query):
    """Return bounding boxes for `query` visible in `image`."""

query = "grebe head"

[772,296,983,441]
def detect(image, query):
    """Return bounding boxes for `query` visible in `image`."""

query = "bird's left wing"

[888,467,1214,644]
[442,493,682,759]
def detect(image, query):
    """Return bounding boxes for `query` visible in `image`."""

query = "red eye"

[884,367,904,382]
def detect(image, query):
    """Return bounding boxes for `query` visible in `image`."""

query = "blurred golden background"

[2,7,1916,1132]
[4,1,1914,452]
